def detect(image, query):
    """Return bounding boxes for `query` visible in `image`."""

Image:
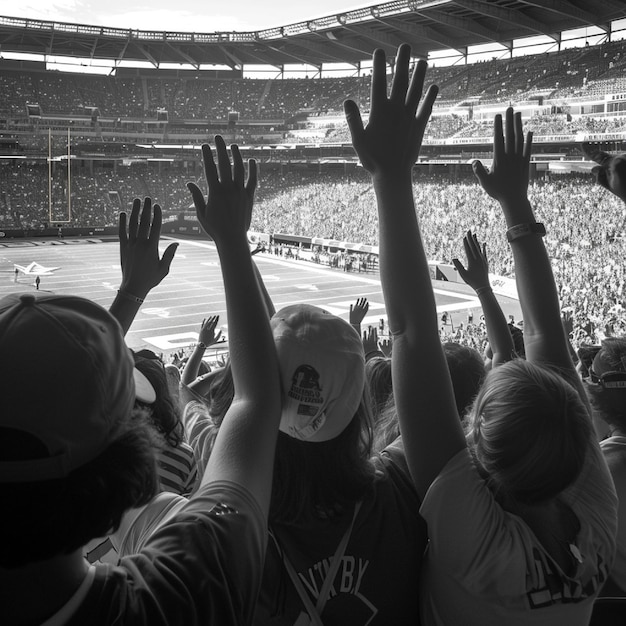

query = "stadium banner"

[249,231,271,244]
[488,274,518,300]
[161,223,204,235]
[427,262,518,299]
[0,227,117,239]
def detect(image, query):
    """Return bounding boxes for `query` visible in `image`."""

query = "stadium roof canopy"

[1,0,625,70]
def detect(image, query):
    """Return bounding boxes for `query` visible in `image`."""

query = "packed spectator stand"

[3,32,626,625]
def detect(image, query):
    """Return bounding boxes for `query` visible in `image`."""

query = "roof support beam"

[116,37,131,63]
[90,36,100,60]
[451,0,559,40]
[312,31,376,60]
[282,37,349,65]
[592,0,626,14]
[132,43,159,67]
[164,43,200,69]
[216,45,243,69]
[378,16,466,54]
[413,8,503,43]
[264,44,323,69]
[47,30,55,55]
[517,0,607,31]
[342,23,405,53]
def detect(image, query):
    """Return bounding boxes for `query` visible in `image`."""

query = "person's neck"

[1,549,90,625]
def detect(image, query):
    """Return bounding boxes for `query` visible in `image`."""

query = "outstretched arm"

[473,109,580,392]
[252,256,276,319]
[349,297,369,335]
[181,316,222,386]
[583,142,626,203]
[110,197,178,335]
[453,230,515,367]
[187,138,281,517]
[362,326,385,361]
[345,44,465,498]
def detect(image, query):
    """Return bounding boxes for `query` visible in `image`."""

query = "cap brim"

[133,369,156,404]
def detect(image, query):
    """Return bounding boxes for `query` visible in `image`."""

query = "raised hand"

[379,337,392,357]
[583,142,626,202]
[452,230,491,293]
[473,107,532,210]
[561,309,574,337]
[344,43,438,180]
[362,326,382,358]
[199,315,223,347]
[187,135,257,246]
[349,297,370,327]
[118,197,178,299]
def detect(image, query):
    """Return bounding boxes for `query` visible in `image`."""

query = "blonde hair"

[467,359,593,504]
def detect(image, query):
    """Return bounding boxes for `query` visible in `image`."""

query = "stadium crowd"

[1,39,625,121]
[3,158,626,351]
[3,43,626,626]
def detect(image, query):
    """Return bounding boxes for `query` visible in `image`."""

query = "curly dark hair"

[0,407,158,568]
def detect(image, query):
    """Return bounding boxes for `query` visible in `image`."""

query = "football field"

[0,236,522,355]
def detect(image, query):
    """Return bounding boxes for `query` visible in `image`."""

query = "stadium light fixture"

[407,0,420,9]
[371,7,381,18]
[337,14,348,25]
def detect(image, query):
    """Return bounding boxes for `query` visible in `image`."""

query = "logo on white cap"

[284,364,327,439]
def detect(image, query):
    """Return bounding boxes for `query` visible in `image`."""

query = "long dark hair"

[134,357,184,447]
[270,396,376,525]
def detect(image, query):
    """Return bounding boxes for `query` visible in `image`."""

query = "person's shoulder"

[173,480,266,531]
[66,563,136,625]
[371,437,423,509]
[374,437,409,475]
[599,437,626,488]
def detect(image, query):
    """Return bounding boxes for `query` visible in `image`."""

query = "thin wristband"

[475,286,492,296]
[117,289,144,304]
[506,222,546,243]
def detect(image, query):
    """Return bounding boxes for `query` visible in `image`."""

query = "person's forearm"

[252,258,275,318]
[374,176,439,336]
[375,174,464,495]
[187,369,223,398]
[181,344,208,385]
[475,288,515,366]
[214,236,277,408]
[109,290,144,336]
[205,234,281,512]
[502,198,572,367]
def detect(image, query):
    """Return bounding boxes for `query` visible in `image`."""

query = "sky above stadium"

[4,0,373,32]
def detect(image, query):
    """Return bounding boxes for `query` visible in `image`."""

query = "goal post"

[48,128,72,225]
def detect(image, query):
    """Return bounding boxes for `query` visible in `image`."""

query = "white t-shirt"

[420,444,617,626]
[600,435,626,593]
